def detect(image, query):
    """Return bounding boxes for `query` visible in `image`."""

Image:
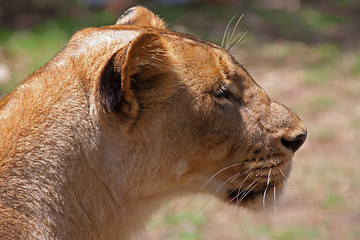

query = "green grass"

[254,8,348,42]
[165,212,206,226]
[323,193,342,209]
[178,231,201,240]
[304,66,332,85]
[243,225,272,237]
[148,211,206,240]
[351,52,360,76]
[331,0,360,6]
[312,126,336,142]
[301,8,348,31]
[299,96,336,116]
[303,43,342,85]
[0,9,116,98]
[311,97,334,108]
[243,223,322,240]
[272,226,322,240]
[345,229,360,240]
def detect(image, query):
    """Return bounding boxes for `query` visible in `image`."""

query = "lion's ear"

[116,6,167,29]
[98,32,176,119]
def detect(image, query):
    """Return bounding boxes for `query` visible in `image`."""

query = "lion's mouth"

[226,188,263,204]
[225,177,285,206]
[219,160,292,206]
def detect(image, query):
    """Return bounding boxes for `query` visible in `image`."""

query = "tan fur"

[0,6,306,240]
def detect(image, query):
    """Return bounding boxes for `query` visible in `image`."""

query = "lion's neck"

[34,126,170,240]
[0,81,148,240]
[82,135,171,239]
[0,66,170,240]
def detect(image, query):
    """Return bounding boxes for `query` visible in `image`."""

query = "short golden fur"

[0,6,306,239]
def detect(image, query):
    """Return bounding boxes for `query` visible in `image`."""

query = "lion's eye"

[214,86,233,99]
[212,85,235,106]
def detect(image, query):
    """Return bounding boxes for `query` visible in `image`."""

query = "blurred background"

[1,0,359,239]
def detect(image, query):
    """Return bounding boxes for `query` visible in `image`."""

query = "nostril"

[281,133,307,153]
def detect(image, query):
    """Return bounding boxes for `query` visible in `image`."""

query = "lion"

[0,6,306,240]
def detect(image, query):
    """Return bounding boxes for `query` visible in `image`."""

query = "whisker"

[229,31,248,54]
[238,179,260,203]
[226,24,232,50]
[231,38,247,55]
[197,170,251,219]
[230,172,245,183]
[280,168,295,194]
[236,173,252,193]
[189,172,241,220]
[226,14,244,49]
[239,179,258,199]
[198,162,243,193]
[262,169,272,210]
[226,172,252,204]
[279,169,289,181]
[221,15,236,48]
[216,172,241,194]
[185,162,244,210]
[226,31,245,51]
[273,185,277,211]
[229,176,260,205]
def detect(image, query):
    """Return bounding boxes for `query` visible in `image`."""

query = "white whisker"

[221,15,236,48]
[279,169,289,181]
[280,168,295,194]
[185,162,244,209]
[238,179,260,203]
[225,21,233,50]
[199,162,243,192]
[229,31,248,54]
[215,173,241,194]
[273,185,277,211]
[189,172,241,220]
[229,176,260,205]
[226,14,244,49]
[229,39,246,55]
[262,169,272,210]
[237,173,252,192]
[226,173,252,205]
[226,31,245,51]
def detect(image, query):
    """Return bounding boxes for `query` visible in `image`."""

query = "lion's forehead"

[71,27,254,100]
[158,34,247,89]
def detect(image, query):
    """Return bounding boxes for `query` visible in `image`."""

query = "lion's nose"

[281,129,307,153]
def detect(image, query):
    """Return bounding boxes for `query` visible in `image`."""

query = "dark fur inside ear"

[98,33,177,118]
[99,53,123,112]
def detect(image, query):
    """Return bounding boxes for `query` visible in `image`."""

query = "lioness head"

[0,6,307,239]
[93,6,306,210]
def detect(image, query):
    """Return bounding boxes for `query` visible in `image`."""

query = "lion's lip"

[225,178,285,204]
[226,188,263,203]
[221,160,293,205]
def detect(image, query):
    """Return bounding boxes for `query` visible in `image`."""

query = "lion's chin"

[225,183,285,211]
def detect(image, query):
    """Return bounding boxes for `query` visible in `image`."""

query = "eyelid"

[211,85,236,106]
[213,85,233,99]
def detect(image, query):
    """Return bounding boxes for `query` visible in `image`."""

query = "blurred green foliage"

[351,53,360,76]
[273,226,322,240]
[0,7,116,95]
[323,193,342,209]
[0,0,358,98]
